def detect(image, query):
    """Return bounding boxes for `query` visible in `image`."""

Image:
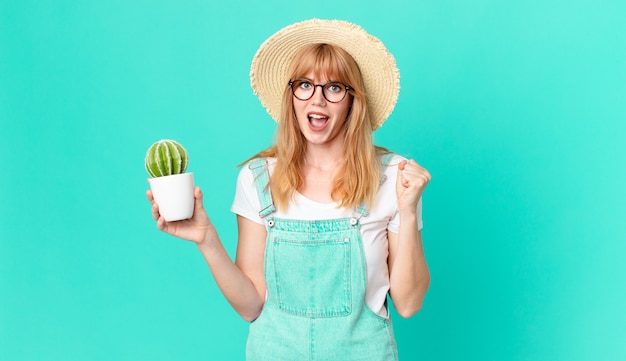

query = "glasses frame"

[288,78,352,103]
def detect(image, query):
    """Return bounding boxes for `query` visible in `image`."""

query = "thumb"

[194,186,205,212]
[396,160,408,190]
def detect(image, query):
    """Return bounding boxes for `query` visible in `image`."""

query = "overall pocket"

[272,237,351,318]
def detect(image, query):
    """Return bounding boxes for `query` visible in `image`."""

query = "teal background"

[1,0,625,360]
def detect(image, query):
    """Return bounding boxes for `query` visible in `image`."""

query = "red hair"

[248,43,389,211]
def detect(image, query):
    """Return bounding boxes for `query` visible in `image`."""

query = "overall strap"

[247,158,276,218]
[355,152,396,217]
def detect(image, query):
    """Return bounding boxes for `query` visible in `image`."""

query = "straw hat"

[250,19,400,130]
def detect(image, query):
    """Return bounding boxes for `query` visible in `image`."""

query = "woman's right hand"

[146,186,214,245]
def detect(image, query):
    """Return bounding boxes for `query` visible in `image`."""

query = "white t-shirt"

[230,154,423,317]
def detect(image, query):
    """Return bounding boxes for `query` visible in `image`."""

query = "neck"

[304,142,344,172]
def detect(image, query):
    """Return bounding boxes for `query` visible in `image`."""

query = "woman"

[148,19,431,360]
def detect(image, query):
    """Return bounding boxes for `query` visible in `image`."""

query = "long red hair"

[248,43,389,211]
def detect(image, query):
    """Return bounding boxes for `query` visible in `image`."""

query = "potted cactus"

[145,139,194,222]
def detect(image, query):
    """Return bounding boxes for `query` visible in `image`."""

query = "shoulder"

[380,153,406,178]
[382,153,407,165]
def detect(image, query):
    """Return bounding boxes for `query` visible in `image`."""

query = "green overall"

[246,157,398,361]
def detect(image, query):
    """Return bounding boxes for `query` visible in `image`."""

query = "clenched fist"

[396,159,431,214]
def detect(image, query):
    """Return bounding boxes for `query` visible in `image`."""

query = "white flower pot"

[148,172,194,222]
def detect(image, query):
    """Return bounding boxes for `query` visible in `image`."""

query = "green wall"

[1,1,624,360]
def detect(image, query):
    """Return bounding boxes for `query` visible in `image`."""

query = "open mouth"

[308,113,329,131]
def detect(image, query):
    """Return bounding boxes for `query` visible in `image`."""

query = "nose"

[310,85,327,105]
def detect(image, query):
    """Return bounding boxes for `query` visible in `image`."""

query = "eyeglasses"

[288,79,351,103]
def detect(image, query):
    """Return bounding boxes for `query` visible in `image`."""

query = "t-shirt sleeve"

[230,165,264,225]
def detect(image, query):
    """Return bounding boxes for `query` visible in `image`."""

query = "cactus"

[145,139,189,178]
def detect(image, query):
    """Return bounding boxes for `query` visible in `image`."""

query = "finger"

[403,160,431,181]
[400,161,431,190]
[403,159,423,173]
[151,201,161,220]
[147,189,161,220]
[423,169,432,182]
[397,160,409,190]
[156,216,167,231]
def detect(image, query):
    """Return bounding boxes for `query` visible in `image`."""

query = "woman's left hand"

[396,159,431,213]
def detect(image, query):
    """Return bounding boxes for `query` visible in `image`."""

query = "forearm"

[196,229,264,321]
[388,211,430,318]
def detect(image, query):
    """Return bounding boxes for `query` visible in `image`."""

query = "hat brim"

[250,19,400,130]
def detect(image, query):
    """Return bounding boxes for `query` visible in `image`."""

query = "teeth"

[309,114,327,119]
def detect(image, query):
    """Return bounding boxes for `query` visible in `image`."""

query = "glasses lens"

[322,82,347,102]
[292,80,314,100]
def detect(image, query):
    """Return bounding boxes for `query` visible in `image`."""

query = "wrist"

[398,208,418,220]
[195,227,215,249]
